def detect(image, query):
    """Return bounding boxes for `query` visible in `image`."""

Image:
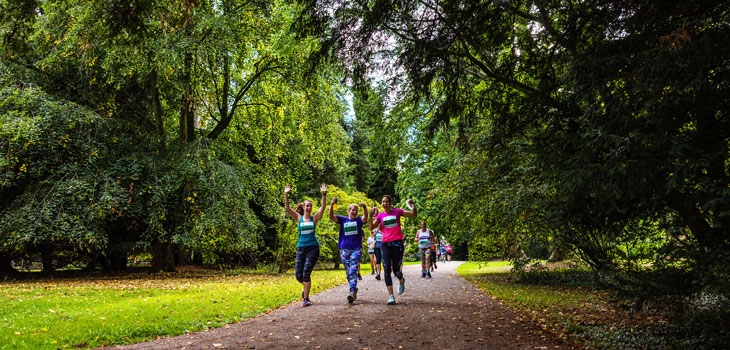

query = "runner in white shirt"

[414,221,436,278]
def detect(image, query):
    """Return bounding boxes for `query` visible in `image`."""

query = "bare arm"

[358,202,368,223]
[283,184,300,221]
[402,198,417,218]
[328,197,338,223]
[368,206,380,231]
[313,183,327,224]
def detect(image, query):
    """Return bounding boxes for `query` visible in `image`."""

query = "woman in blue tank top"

[284,183,327,307]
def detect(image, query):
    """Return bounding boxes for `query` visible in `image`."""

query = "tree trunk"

[333,248,340,270]
[0,256,15,274]
[179,53,195,146]
[151,240,177,272]
[547,239,569,262]
[40,245,55,273]
[108,250,129,270]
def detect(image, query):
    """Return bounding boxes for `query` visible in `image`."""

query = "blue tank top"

[297,216,319,247]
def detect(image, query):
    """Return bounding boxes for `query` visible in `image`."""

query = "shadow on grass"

[461,261,730,350]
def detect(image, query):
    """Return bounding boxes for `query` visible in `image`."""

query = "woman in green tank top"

[284,183,327,307]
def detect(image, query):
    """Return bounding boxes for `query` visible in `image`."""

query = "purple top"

[335,215,364,250]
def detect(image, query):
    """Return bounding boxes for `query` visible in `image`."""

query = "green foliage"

[0,86,133,265]
[0,0,352,271]
[351,85,399,199]
[140,140,265,265]
[295,0,730,298]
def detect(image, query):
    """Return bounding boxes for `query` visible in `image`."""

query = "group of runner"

[283,184,451,306]
[415,221,454,276]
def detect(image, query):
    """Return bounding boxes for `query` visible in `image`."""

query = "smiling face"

[303,200,313,214]
[347,204,359,219]
[420,221,427,230]
[381,195,392,212]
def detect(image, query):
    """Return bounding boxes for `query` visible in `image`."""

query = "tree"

[0,0,351,272]
[294,0,730,289]
[0,86,135,272]
[351,84,401,200]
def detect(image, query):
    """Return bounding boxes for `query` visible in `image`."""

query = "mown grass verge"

[0,267,345,349]
[457,261,729,349]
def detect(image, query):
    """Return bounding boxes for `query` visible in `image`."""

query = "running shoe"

[397,279,405,295]
[387,295,396,305]
[303,298,312,307]
[421,271,426,278]
[375,274,381,280]
[427,271,432,278]
[347,293,354,304]
[357,273,362,280]
[371,271,375,275]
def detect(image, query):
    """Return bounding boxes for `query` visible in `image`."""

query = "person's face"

[304,201,313,213]
[347,205,358,219]
[381,196,392,210]
[420,222,426,229]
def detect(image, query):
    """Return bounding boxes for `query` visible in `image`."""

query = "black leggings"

[295,245,319,283]
[381,240,404,287]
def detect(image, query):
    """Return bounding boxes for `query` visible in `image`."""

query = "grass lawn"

[457,261,704,349]
[0,267,345,349]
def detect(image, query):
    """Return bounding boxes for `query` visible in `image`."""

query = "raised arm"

[313,183,327,223]
[402,198,417,218]
[328,197,338,223]
[358,201,369,223]
[368,206,380,231]
[283,184,300,221]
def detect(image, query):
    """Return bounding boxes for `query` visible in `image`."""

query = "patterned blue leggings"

[340,248,362,293]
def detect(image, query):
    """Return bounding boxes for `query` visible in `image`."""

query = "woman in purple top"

[329,199,369,303]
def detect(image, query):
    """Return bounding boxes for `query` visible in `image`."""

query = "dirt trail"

[109,261,572,349]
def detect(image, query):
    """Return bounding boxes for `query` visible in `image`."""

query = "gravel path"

[108,261,573,349]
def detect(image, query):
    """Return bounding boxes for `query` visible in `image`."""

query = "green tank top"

[297,216,319,247]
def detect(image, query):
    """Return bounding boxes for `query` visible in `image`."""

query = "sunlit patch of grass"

[0,269,344,349]
[458,261,615,347]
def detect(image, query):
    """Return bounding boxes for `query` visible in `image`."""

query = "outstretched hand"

[284,184,291,194]
[320,183,327,194]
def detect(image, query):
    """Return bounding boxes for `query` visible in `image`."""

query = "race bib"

[419,239,430,247]
[344,221,358,236]
[300,221,314,235]
[383,215,398,229]
[375,232,383,242]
